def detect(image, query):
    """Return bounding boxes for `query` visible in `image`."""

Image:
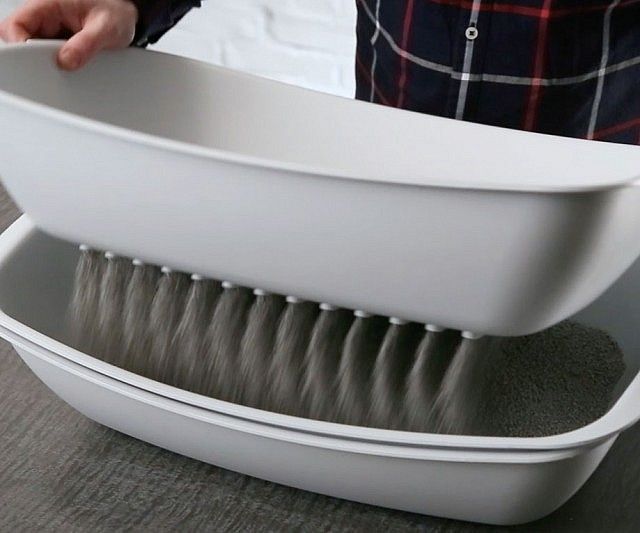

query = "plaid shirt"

[133,0,640,144]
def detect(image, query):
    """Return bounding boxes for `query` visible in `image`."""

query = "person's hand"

[0,0,138,70]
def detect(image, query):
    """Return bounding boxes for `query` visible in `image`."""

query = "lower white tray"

[0,216,639,525]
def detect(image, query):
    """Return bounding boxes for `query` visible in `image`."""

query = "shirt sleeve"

[130,0,202,47]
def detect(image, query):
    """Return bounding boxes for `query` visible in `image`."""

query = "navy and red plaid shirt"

[132,0,640,144]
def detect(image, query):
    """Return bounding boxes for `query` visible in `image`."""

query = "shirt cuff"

[130,0,201,47]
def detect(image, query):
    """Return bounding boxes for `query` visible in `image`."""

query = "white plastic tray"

[2,41,640,335]
[0,215,639,525]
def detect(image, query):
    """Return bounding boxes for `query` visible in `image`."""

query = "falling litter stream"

[67,248,626,436]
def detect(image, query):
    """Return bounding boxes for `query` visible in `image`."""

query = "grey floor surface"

[0,187,639,532]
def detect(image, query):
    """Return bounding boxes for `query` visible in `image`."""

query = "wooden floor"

[0,188,638,532]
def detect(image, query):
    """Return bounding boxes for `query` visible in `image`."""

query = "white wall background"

[0,0,357,96]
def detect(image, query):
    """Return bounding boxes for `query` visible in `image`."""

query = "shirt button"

[465,25,478,41]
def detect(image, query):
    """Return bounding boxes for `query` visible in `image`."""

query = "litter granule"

[478,320,626,437]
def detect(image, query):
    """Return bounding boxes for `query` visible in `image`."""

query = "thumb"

[57,13,113,71]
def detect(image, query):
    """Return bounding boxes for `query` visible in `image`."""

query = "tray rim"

[10,332,597,464]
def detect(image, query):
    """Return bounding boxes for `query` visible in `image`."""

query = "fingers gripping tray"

[3,42,640,335]
[1,216,640,525]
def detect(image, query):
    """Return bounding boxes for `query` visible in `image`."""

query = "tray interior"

[4,43,640,193]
